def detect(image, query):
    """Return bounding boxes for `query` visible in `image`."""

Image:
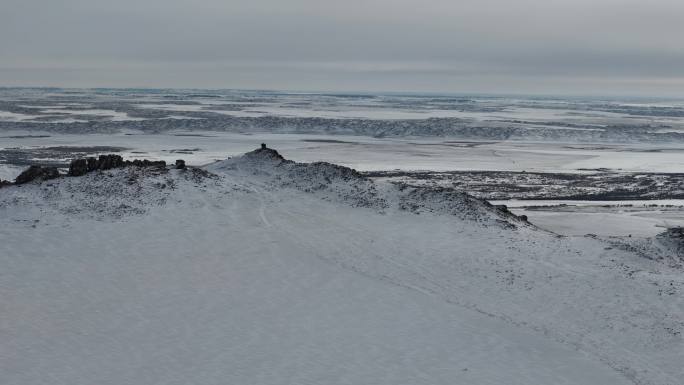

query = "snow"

[0,164,25,181]
[1,150,683,385]
[0,111,36,122]
[0,205,629,385]
[41,108,145,121]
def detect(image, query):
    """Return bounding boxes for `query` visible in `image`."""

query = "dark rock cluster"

[15,165,60,185]
[0,154,176,188]
[126,159,167,168]
[662,227,684,239]
[68,154,125,176]
[68,154,167,177]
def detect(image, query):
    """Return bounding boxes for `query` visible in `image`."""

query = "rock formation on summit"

[14,165,60,185]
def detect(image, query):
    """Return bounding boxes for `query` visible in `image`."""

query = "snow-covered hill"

[1,148,682,385]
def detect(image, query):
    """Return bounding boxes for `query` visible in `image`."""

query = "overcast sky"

[1,0,683,96]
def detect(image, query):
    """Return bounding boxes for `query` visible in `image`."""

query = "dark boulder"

[0,179,12,188]
[175,159,186,169]
[97,154,124,170]
[15,165,60,184]
[494,204,509,213]
[68,158,89,176]
[87,157,99,172]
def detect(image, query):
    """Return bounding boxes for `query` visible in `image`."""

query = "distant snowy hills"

[1,147,683,385]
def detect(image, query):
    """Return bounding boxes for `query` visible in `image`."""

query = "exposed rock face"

[175,159,186,169]
[15,165,60,184]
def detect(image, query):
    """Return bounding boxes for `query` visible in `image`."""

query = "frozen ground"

[1,149,682,385]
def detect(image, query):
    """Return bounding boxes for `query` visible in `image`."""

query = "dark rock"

[87,157,98,171]
[0,179,12,188]
[664,227,684,238]
[68,158,89,176]
[97,154,124,170]
[519,214,528,221]
[495,204,509,213]
[175,159,186,169]
[246,145,286,163]
[69,154,124,176]
[68,154,165,177]
[15,165,60,184]
[125,159,166,168]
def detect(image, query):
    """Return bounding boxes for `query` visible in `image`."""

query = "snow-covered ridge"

[1,146,526,229]
[209,145,528,227]
[0,165,215,221]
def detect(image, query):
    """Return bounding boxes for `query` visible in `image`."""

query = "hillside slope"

[1,148,682,385]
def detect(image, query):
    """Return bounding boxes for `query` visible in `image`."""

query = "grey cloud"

[1,0,683,96]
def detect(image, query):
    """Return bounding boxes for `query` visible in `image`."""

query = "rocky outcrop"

[68,154,167,177]
[244,145,287,163]
[126,159,166,168]
[15,165,60,185]
[175,159,186,169]
[68,155,125,176]
[0,179,12,188]
[68,159,88,176]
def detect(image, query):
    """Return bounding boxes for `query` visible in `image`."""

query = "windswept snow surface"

[1,150,682,385]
